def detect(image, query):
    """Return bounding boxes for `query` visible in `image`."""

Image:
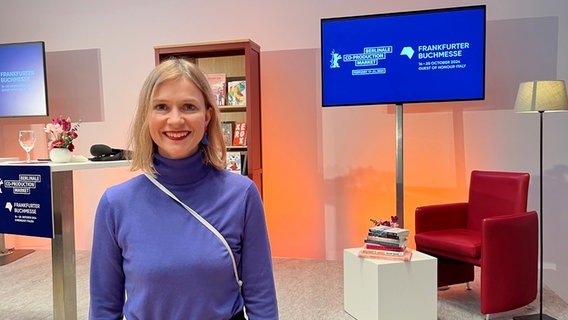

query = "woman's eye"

[154,104,168,111]
[182,104,197,111]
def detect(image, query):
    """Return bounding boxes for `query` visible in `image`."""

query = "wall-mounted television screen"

[0,41,49,117]
[321,5,486,107]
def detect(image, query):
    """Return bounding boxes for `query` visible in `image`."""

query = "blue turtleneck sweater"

[89,152,278,319]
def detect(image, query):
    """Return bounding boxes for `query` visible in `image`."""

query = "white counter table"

[0,160,130,320]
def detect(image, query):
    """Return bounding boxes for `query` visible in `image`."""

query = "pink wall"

[261,49,325,258]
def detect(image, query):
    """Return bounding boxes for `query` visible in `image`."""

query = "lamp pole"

[513,80,568,320]
[514,110,555,320]
[538,110,545,319]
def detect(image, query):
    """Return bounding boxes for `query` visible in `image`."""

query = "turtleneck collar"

[153,151,211,186]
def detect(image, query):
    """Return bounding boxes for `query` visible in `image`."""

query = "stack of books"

[358,225,413,261]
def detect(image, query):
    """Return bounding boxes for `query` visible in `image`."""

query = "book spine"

[364,239,406,248]
[368,231,402,240]
[366,235,407,245]
[369,226,410,236]
[360,248,405,257]
[364,242,405,252]
[358,249,413,262]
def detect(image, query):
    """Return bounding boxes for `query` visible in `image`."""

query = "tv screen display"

[0,41,49,117]
[321,5,486,107]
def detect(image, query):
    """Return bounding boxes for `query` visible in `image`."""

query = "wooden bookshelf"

[154,39,263,196]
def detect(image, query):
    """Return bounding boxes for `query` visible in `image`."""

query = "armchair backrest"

[467,170,530,231]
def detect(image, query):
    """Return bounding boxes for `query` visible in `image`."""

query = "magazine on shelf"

[226,152,242,174]
[227,80,246,106]
[221,121,235,146]
[233,122,247,146]
[206,73,226,106]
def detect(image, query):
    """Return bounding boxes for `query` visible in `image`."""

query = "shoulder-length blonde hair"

[127,58,226,176]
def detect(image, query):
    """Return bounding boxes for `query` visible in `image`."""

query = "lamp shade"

[514,80,568,112]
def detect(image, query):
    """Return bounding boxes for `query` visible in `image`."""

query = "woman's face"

[149,77,211,159]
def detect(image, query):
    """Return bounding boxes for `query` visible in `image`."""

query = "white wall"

[1,0,567,302]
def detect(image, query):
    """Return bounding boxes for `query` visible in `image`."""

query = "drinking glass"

[18,130,36,163]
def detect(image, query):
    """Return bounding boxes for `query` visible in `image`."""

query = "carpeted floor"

[0,250,566,319]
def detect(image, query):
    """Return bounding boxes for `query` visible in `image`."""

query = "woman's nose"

[168,108,184,125]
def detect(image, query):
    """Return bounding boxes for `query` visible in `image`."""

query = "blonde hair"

[127,59,226,176]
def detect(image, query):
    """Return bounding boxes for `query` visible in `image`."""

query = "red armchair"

[415,170,538,315]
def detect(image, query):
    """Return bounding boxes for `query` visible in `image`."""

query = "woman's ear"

[205,107,212,126]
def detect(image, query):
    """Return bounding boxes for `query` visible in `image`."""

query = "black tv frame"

[320,5,486,107]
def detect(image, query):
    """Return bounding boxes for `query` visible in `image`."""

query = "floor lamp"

[513,80,568,320]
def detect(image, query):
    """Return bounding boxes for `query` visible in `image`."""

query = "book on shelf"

[227,80,246,106]
[226,151,242,174]
[368,226,410,240]
[358,248,413,262]
[206,73,226,106]
[233,122,247,146]
[241,153,248,176]
[221,121,235,146]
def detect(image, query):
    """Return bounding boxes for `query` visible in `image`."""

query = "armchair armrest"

[415,202,468,233]
[480,211,538,314]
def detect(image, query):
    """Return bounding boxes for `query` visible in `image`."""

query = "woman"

[89,59,278,319]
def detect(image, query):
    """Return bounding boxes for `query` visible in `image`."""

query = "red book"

[364,242,405,252]
[233,122,247,146]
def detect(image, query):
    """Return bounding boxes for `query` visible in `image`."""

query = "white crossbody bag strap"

[145,173,243,291]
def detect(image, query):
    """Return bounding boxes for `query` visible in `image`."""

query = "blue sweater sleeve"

[240,183,279,319]
[89,192,125,320]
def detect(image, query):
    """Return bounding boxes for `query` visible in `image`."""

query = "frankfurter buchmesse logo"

[400,47,415,59]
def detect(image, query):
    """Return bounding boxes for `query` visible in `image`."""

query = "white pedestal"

[344,248,437,320]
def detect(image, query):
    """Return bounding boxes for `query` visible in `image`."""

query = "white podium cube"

[344,248,437,320]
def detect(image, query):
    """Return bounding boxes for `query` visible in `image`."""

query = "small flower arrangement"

[370,216,399,228]
[44,116,80,151]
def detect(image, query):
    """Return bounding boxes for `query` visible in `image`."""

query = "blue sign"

[0,165,53,238]
[321,5,486,106]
